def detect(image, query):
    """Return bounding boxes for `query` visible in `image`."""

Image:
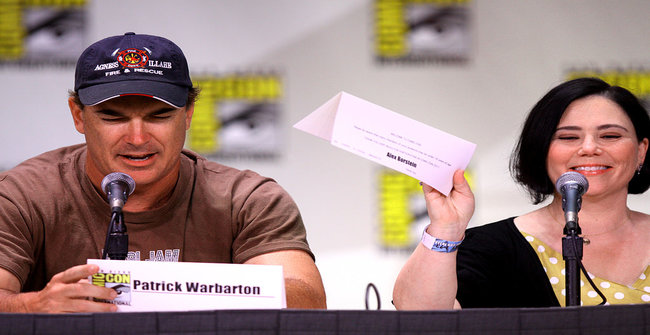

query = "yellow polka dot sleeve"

[521,232,650,306]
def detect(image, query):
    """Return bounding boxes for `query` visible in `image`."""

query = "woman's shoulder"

[630,210,650,222]
[629,210,650,238]
[467,217,517,234]
[460,217,533,260]
[465,217,522,246]
[630,210,650,240]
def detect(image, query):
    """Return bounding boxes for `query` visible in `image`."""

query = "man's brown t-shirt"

[0,144,311,292]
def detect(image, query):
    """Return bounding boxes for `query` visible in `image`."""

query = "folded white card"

[294,92,476,195]
[87,259,286,312]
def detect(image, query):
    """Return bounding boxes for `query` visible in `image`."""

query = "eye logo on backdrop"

[374,0,473,64]
[378,168,474,250]
[0,0,87,67]
[189,73,283,160]
[565,68,650,107]
[118,49,148,68]
[378,170,423,250]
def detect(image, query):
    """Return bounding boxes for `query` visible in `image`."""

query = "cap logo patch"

[117,48,148,68]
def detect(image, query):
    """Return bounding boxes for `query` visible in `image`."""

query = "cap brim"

[78,80,189,108]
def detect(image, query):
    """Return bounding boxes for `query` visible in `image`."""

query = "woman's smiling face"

[546,95,648,198]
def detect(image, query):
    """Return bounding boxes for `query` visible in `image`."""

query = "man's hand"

[0,264,118,313]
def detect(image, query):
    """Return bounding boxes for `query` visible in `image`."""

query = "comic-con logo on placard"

[117,48,148,68]
[92,271,132,306]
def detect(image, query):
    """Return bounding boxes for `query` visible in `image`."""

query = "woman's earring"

[637,164,644,175]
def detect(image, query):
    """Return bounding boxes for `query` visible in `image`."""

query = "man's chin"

[117,172,155,188]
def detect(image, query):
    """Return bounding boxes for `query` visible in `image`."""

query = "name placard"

[87,259,286,312]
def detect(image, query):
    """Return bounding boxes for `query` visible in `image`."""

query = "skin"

[393,95,649,310]
[545,95,647,200]
[516,95,649,286]
[392,170,472,310]
[0,95,326,312]
[71,95,193,211]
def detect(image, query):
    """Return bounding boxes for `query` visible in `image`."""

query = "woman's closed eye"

[600,133,622,140]
[555,133,580,140]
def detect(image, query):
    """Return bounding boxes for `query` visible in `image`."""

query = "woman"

[393,77,650,309]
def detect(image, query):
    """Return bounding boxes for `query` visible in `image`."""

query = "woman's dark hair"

[68,86,201,109]
[510,77,650,204]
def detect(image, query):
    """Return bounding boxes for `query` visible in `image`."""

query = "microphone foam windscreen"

[101,172,136,196]
[555,171,589,194]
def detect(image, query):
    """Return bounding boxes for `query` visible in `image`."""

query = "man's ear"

[68,97,85,134]
[184,104,194,130]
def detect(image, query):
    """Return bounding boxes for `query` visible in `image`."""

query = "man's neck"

[85,157,181,212]
[122,181,177,212]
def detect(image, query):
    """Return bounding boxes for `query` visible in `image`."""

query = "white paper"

[87,259,286,312]
[294,92,476,195]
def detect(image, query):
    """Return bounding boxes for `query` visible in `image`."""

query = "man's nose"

[125,120,150,145]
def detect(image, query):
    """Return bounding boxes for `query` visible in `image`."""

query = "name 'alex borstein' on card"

[293,92,476,196]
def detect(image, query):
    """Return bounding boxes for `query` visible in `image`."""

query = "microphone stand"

[562,218,583,307]
[102,209,128,260]
[100,173,134,261]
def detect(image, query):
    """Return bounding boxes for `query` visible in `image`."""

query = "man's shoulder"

[0,144,86,204]
[2,144,85,178]
[181,149,271,185]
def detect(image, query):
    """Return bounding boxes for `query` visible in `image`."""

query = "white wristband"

[421,225,463,253]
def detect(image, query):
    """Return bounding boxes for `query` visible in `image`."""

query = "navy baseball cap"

[74,32,193,108]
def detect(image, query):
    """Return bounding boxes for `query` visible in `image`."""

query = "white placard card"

[87,259,286,312]
[294,92,476,195]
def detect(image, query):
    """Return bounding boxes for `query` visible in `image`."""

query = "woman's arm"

[393,170,474,310]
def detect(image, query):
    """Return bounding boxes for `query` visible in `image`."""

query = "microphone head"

[555,171,589,195]
[101,172,136,197]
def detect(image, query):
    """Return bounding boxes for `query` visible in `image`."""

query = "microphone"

[101,172,134,260]
[101,172,136,212]
[554,171,589,232]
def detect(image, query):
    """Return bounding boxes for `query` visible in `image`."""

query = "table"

[0,303,647,334]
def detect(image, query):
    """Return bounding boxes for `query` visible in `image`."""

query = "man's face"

[69,95,193,191]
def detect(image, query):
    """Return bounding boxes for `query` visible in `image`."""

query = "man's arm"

[0,265,118,313]
[244,250,326,309]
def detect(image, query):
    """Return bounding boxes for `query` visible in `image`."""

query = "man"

[0,32,326,312]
